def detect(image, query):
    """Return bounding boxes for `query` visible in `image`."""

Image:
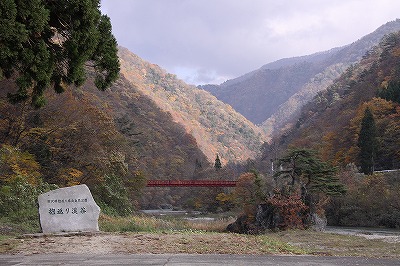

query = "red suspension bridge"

[146,180,237,187]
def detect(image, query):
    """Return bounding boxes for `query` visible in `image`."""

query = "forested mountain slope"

[1,69,220,210]
[265,31,400,171]
[0,71,209,185]
[0,45,268,210]
[118,47,266,163]
[201,20,400,137]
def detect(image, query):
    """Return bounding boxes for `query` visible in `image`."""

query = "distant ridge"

[200,19,400,137]
[266,30,400,171]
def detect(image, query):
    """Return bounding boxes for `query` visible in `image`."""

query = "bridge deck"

[146,180,237,187]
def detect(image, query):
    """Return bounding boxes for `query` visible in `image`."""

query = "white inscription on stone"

[38,184,100,233]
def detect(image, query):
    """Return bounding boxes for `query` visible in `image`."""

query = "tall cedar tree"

[0,0,120,107]
[214,154,222,171]
[357,107,378,174]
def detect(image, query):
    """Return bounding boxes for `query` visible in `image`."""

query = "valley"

[1,6,400,238]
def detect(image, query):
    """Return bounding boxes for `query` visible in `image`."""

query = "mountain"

[118,47,266,163]
[200,19,400,137]
[264,31,400,171]
[0,69,210,184]
[0,47,267,210]
[259,32,400,229]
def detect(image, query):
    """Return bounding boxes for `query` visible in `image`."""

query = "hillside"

[118,47,266,163]
[0,69,214,208]
[83,74,211,180]
[0,46,269,210]
[265,31,400,171]
[200,19,400,137]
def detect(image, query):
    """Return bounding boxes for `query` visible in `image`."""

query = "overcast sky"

[100,0,400,85]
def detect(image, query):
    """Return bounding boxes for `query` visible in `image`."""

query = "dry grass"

[269,230,400,258]
[98,213,236,233]
[8,231,306,255]
[0,235,18,253]
[6,229,400,257]
[2,214,400,258]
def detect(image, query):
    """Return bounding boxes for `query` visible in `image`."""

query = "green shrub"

[0,176,57,231]
[93,174,133,216]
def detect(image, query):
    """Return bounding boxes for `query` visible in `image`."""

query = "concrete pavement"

[1,254,399,266]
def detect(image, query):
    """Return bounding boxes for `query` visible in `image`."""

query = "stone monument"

[38,184,101,233]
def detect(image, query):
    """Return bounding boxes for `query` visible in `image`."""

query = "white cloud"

[101,0,400,84]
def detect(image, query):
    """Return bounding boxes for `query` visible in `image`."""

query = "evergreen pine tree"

[357,107,378,175]
[274,149,346,196]
[274,148,346,215]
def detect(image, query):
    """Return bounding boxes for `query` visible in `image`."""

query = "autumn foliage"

[266,192,308,230]
[268,32,400,173]
[327,169,400,228]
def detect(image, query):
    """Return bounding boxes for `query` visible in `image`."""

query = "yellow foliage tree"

[216,192,234,205]
[57,168,83,187]
[233,172,259,215]
[0,144,41,186]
